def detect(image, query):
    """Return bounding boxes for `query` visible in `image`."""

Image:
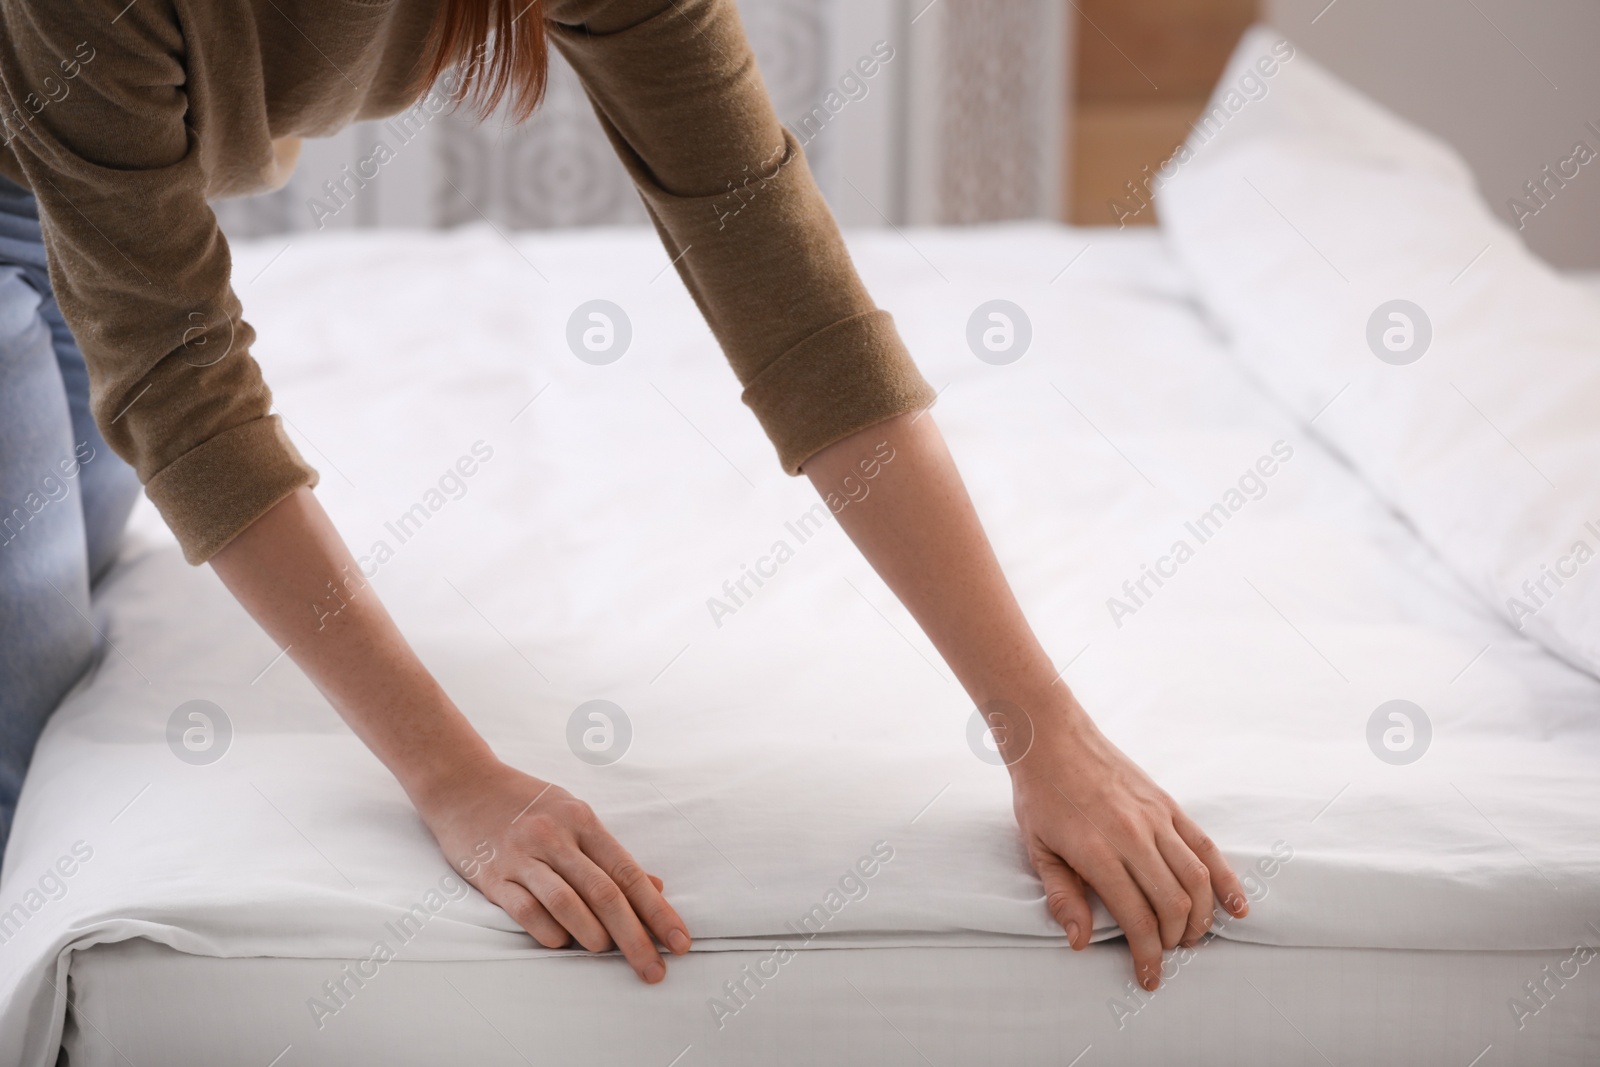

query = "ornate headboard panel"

[213,0,1065,239]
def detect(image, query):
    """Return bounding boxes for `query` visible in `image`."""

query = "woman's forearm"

[806,410,1247,990]
[802,412,1067,735]
[210,487,688,979]
[209,487,494,807]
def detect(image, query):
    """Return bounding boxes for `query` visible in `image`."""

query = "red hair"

[417,0,549,125]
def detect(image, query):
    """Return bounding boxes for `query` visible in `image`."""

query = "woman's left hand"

[996,694,1249,992]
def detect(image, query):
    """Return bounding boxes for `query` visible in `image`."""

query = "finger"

[1174,811,1249,918]
[649,874,664,892]
[518,860,612,955]
[553,849,667,983]
[1029,843,1093,950]
[1156,828,1214,947]
[1080,855,1166,991]
[1120,838,1192,953]
[581,826,692,956]
[483,879,570,949]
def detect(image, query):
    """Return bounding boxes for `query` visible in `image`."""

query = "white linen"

[1,224,1597,1067]
[64,937,1600,1066]
[1158,26,1600,677]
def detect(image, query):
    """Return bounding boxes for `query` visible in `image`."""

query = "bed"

[3,29,1599,1067]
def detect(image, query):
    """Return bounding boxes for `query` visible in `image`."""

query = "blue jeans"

[0,173,141,860]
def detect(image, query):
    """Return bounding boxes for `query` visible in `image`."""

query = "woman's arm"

[210,488,691,983]
[802,411,1249,992]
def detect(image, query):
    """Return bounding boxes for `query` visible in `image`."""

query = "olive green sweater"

[0,0,934,563]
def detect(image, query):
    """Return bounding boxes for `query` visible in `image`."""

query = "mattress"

[62,938,1600,1067]
[0,220,1594,1066]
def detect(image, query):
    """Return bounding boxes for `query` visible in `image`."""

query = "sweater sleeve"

[545,0,937,473]
[0,0,317,565]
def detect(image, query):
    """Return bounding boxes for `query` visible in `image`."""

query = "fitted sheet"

[3,224,1598,1065]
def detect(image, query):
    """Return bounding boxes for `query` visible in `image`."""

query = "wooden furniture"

[1066,0,1257,226]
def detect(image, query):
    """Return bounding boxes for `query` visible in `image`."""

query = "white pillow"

[1156,26,1600,678]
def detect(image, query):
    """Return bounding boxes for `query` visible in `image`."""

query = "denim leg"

[0,173,140,587]
[0,264,95,856]
[41,281,142,585]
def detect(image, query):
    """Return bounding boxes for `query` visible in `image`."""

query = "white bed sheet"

[2,224,1598,1065]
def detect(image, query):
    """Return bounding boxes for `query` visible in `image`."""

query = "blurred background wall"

[213,0,1066,239]
[1266,0,1600,270]
[1064,0,1599,270]
[216,0,1596,270]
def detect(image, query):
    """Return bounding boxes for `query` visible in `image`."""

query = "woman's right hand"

[414,757,692,983]
[207,490,691,983]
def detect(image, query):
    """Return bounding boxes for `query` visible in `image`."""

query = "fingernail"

[1065,922,1080,947]
[1143,974,1159,991]
[668,929,691,954]
[644,961,665,983]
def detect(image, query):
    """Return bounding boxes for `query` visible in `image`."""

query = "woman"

[0,0,1246,991]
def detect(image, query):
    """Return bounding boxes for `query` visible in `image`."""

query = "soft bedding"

[1159,27,1600,678]
[1,222,1597,1066]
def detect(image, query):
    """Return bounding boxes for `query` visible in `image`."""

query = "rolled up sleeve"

[0,0,316,564]
[546,0,936,472]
